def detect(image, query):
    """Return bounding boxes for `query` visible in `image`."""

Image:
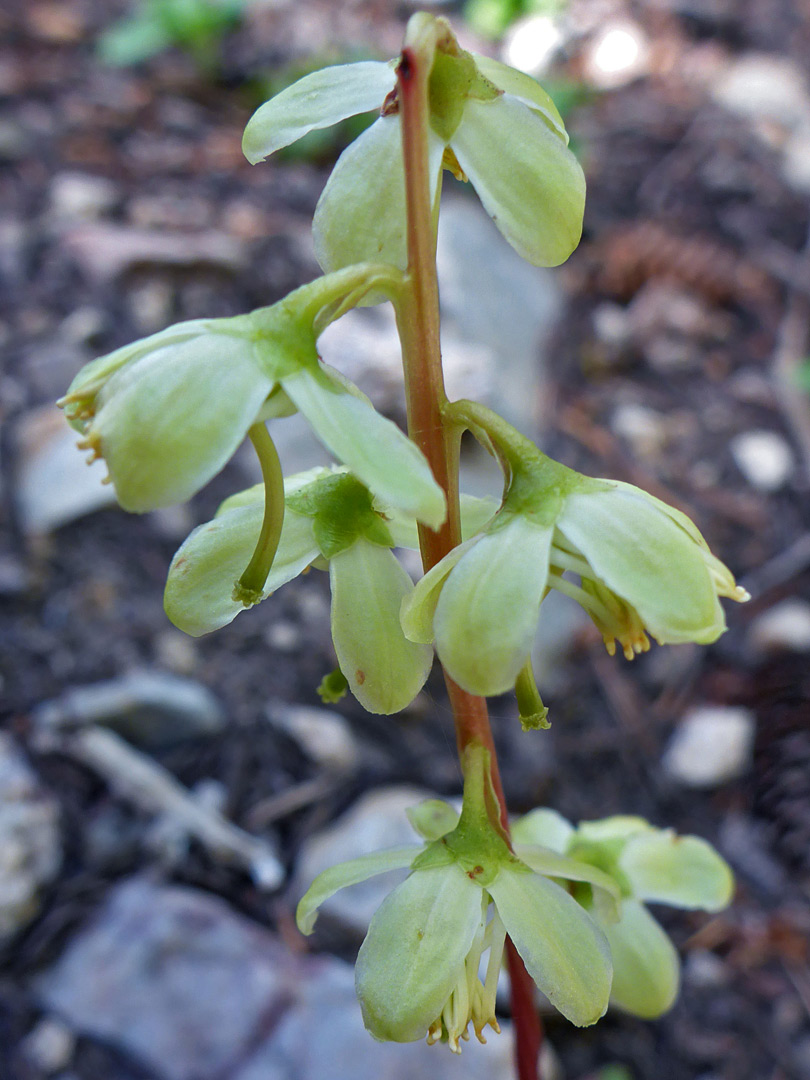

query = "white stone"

[730,430,794,491]
[292,786,434,935]
[267,703,357,772]
[20,1017,75,1074]
[49,172,119,221]
[712,55,810,132]
[611,402,667,456]
[662,706,756,788]
[748,599,810,653]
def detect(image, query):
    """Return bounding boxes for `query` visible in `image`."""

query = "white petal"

[296,846,420,935]
[511,808,574,852]
[329,541,434,714]
[558,487,726,644]
[400,536,481,644]
[619,831,734,912]
[451,95,585,267]
[471,54,568,141]
[489,867,612,1027]
[282,365,445,528]
[433,516,551,695]
[356,864,482,1043]
[94,333,272,511]
[164,505,318,636]
[242,61,396,163]
[602,900,680,1019]
[313,116,444,274]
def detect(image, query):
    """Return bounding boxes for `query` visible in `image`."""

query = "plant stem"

[394,24,542,1080]
[234,422,284,604]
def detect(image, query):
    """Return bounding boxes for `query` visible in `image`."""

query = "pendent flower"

[512,809,734,1018]
[296,745,615,1048]
[242,15,585,273]
[164,467,496,714]
[401,401,749,697]
[60,265,444,529]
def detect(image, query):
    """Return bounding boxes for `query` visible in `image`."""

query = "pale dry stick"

[34,724,283,888]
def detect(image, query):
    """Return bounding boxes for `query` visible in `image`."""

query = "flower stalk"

[233,422,285,605]
[393,19,542,1076]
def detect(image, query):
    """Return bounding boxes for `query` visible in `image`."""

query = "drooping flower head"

[243,15,585,276]
[297,745,616,1049]
[60,264,444,527]
[402,401,749,697]
[512,809,734,1018]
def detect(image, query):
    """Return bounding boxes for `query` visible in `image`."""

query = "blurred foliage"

[797,358,810,394]
[98,0,251,71]
[464,0,566,39]
[596,1068,634,1080]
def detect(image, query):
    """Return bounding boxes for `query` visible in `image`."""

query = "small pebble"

[730,430,793,491]
[748,599,810,654]
[20,1018,75,1074]
[662,706,755,788]
[268,703,357,772]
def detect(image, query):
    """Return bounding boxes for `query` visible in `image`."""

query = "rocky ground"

[1,1,810,1078]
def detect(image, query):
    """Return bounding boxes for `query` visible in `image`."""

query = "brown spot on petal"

[355,669,366,685]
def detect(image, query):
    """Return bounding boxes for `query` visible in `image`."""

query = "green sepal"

[406,799,460,842]
[287,471,393,559]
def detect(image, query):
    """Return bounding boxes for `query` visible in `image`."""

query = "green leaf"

[619,831,734,912]
[356,864,483,1042]
[296,847,420,935]
[329,541,434,714]
[450,95,585,267]
[489,866,612,1026]
[601,900,680,1018]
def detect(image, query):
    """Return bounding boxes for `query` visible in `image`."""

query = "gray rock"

[730,430,794,491]
[292,786,434,936]
[437,195,563,437]
[37,877,514,1080]
[267,702,358,772]
[662,706,756,788]
[712,54,810,132]
[0,733,61,941]
[15,404,117,534]
[33,671,225,749]
[748,599,810,654]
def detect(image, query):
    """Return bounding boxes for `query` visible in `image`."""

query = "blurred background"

[1,1,809,1078]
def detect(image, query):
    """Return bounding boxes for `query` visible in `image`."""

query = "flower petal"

[313,115,444,274]
[511,808,574,852]
[93,333,272,511]
[296,846,420,935]
[356,863,482,1043]
[432,515,552,696]
[489,867,612,1027]
[243,61,396,164]
[450,95,585,267]
[399,536,480,644]
[164,504,318,636]
[282,364,445,528]
[601,900,680,1019]
[619,831,734,912]
[558,486,727,645]
[514,846,621,906]
[329,540,434,714]
[471,54,568,141]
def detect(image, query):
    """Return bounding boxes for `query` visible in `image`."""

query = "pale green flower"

[402,430,749,696]
[512,810,734,1018]
[60,269,444,526]
[297,783,617,1049]
[243,22,585,272]
[165,468,496,714]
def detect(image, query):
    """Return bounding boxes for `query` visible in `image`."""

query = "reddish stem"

[394,27,544,1080]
